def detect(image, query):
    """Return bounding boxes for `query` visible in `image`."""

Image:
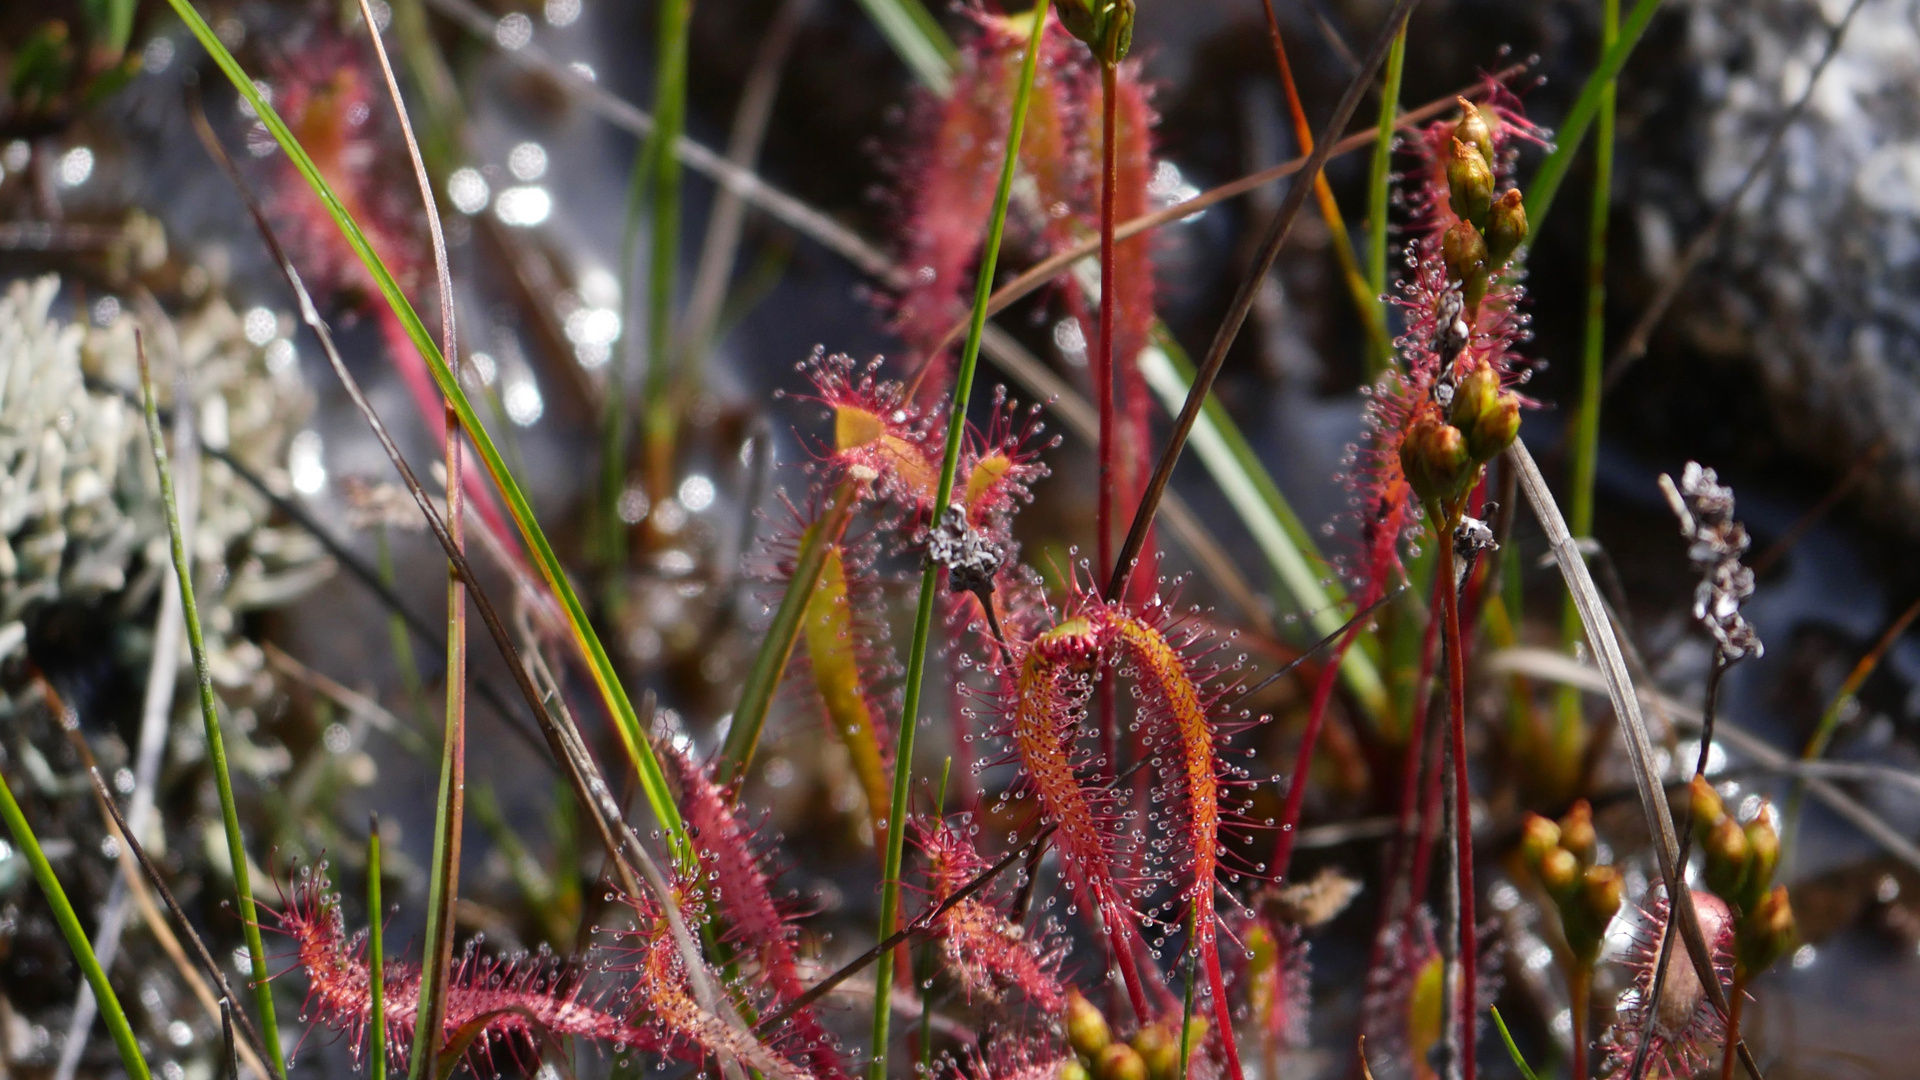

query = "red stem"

[1355,573,1444,1050]
[1095,61,1121,775]
[1570,966,1590,1080]
[1718,974,1745,1080]
[1204,940,1247,1080]
[1105,919,1153,1023]
[1438,535,1477,1080]
[1395,578,1444,897]
[1096,61,1119,583]
[1269,624,1360,882]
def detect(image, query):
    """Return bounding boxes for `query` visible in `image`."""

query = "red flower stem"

[1436,518,1476,1080]
[1394,578,1444,894]
[1096,59,1121,773]
[1718,973,1746,1080]
[1268,623,1362,883]
[1359,573,1443,1005]
[1097,60,1119,583]
[1410,694,1448,903]
[1569,965,1590,1080]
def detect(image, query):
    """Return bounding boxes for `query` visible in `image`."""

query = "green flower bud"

[1485,189,1528,269]
[1704,816,1751,902]
[1130,1024,1177,1080]
[1067,989,1112,1060]
[1400,416,1473,504]
[1582,865,1624,927]
[1446,137,1495,232]
[1453,98,1496,170]
[1095,1043,1148,1080]
[1061,1061,1091,1080]
[1539,846,1581,902]
[1519,813,1561,868]
[1737,884,1797,974]
[1563,864,1624,965]
[1690,776,1728,836]
[1450,360,1521,463]
[1058,0,1134,64]
[1742,813,1780,912]
[1440,218,1488,293]
[1558,800,1597,867]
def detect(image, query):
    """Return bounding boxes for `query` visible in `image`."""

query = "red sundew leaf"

[268,33,426,304]
[1097,600,1251,1080]
[989,605,1160,1017]
[915,815,1068,1015]
[1596,891,1736,1080]
[270,869,662,1074]
[1101,67,1159,510]
[665,748,849,1080]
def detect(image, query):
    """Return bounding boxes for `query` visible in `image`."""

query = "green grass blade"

[1139,337,1389,721]
[1522,0,1662,236]
[640,0,695,492]
[852,0,955,95]
[869,6,1051,1076]
[161,0,695,867]
[0,773,151,1080]
[134,337,285,1075]
[1488,1007,1541,1080]
[1176,912,1200,1080]
[1556,0,1619,784]
[409,609,467,1080]
[717,477,859,784]
[1363,19,1408,375]
[369,816,387,1080]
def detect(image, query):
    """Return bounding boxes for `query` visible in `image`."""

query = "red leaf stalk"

[270,38,522,572]
[1436,536,1477,1080]
[1096,60,1119,594]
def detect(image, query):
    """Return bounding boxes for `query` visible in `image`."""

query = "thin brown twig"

[976,324,1273,635]
[83,766,274,1077]
[1106,0,1423,604]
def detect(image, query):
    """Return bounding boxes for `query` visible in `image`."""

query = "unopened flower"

[1484,189,1529,269]
[1736,884,1797,974]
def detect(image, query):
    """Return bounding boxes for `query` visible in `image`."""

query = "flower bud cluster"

[1690,778,1796,974]
[1519,801,1623,966]
[1063,992,1207,1080]
[1438,101,1528,324]
[1398,356,1521,506]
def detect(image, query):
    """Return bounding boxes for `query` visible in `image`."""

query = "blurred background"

[2,0,1919,1077]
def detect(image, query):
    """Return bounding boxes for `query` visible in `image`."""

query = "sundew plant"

[8,0,1918,1078]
